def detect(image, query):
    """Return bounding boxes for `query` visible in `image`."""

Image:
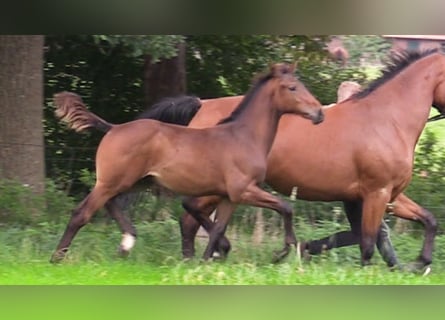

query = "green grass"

[1,258,443,285]
[1,220,445,285]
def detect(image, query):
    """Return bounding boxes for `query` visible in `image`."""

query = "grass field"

[1,220,445,285]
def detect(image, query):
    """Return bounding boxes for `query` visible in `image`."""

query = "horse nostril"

[312,109,324,124]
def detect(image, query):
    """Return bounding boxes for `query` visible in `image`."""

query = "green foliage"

[405,127,445,214]
[0,179,43,225]
[342,35,392,66]
[0,179,76,226]
[297,57,368,105]
[92,35,184,62]
[42,180,76,225]
[185,35,327,98]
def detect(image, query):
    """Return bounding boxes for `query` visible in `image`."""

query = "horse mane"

[351,49,440,100]
[216,65,286,125]
[136,95,202,125]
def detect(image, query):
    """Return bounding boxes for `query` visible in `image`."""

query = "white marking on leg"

[120,232,136,252]
[290,187,298,201]
[423,266,431,276]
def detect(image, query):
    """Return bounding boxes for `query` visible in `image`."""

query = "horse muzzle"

[308,109,324,125]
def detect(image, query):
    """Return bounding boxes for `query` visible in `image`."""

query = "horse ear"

[270,63,291,77]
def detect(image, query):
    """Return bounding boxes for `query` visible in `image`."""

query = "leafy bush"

[0,179,43,225]
[298,56,368,105]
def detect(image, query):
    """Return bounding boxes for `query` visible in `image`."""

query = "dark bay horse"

[50,63,324,263]
[128,50,445,270]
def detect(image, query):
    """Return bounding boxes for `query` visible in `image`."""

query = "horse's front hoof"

[117,246,130,258]
[50,249,68,264]
[211,251,226,261]
[405,260,432,275]
[272,245,291,263]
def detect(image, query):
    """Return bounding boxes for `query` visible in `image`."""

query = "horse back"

[190,96,243,128]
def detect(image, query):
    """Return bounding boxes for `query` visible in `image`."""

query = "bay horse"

[50,63,324,263]
[121,50,444,271]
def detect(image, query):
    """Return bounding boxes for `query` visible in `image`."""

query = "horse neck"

[229,86,281,155]
[369,54,444,146]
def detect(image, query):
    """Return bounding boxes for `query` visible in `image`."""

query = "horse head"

[269,62,324,124]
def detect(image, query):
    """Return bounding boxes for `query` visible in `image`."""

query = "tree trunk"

[0,35,45,194]
[143,42,186,108]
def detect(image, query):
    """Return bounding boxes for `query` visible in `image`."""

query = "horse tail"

[136,95,202,126]
[54,92,113,133]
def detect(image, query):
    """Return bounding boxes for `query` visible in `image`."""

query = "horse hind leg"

[50,185,114,263]
[391,194,437,273]
[105,195,137,257]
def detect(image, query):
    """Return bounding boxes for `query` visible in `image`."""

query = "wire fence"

[2,141,445,234]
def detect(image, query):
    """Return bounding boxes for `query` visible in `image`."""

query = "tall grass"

[1,218,445,285]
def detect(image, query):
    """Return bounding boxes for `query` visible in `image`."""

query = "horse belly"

[266,163,360,202]
[148,168,225,197]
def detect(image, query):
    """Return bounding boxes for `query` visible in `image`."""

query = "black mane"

[352,49,440,100]
[136,95,201,125]
[217,70,275,125]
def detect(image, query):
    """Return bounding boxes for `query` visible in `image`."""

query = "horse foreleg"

[50,185,113,263]
[179,212,201,259]
[391,193,437,273]
[235,184,297,263]
[105,196,137,257]
[181,195,231,259]
[361,190,390,266]
[202,199,237,261]
[301,200,399,268]
[302,201,362,255]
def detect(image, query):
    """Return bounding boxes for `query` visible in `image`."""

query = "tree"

[0,35,45,193]
[143,41,187,107]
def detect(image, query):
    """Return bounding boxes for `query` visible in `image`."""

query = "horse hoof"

[272,247,290,263]
[404,261,431,275]
[117,246,130,258]
[422,266,432,276]
[211,251,226,261]
[50,250,67,264]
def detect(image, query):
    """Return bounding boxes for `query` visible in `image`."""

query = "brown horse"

[50,63,324,263]
[126,50,444,270]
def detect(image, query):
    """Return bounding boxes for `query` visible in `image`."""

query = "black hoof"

[272,245,291,263]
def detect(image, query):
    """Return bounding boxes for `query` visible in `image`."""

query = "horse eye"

[289,86,297,91]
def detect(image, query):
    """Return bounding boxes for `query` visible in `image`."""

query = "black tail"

[136,95,202,126]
